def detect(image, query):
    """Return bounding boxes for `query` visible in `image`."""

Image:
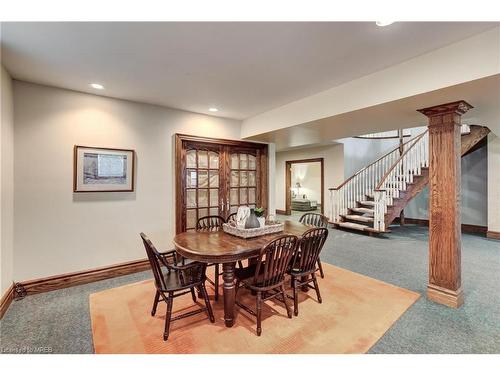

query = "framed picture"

[73,146,135,192]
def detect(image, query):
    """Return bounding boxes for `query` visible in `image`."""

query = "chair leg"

[317,258,325,279]
[163,292,174,341]
[292,277,299,316]
[151,290,160,316]
[256,291,262,336]
[312,274,322,303]
[200,283,215,323]
[190,287,197,303]
[280,285,292,318]
[214,264,219,301]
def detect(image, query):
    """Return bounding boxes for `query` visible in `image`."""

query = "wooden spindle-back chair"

[299,212,329,278]
[196,216,226,300]
[235,235,298,336]
[288,227,328,316]
[140,233,214,341]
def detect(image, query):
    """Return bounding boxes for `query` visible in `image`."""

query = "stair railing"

[373,130,429,231]
[329,133,424,223]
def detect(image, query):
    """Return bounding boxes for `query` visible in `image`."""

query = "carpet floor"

[1,224,499,354]
[89,264,419,354]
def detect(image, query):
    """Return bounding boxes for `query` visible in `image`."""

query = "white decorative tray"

[222,222,284,239]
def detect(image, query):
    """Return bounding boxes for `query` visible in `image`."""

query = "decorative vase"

[257,217,266,228]
[245,208,260,229]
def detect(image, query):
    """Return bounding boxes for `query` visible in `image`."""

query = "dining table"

[173,220,312,328]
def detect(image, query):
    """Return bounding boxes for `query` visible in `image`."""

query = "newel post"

[417,100,472,308]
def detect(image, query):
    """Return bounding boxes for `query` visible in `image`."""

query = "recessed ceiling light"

[376,21,395,27]
[208,108,219,112]
[90,83,104,90]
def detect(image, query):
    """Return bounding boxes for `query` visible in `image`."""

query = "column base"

[427,284,463,308]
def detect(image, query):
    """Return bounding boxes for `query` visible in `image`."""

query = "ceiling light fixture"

[376,21,395,27]
[208,107,219,112]
[90,83,104,90]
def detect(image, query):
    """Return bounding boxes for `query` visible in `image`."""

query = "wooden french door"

[175,134,268,233]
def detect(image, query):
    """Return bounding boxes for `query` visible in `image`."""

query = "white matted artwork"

[74,146,135,192]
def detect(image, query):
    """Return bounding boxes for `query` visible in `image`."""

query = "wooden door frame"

[175,134,268,234]
[285,158,324,216]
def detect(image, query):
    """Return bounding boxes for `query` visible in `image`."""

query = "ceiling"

[248,74,500,150]
[1,22,498,120]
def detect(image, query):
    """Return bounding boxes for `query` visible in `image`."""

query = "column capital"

[417,100,473,117]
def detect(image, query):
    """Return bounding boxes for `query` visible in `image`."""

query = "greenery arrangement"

[254,207,265,217]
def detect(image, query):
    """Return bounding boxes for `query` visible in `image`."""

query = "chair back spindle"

[254,235,298,287]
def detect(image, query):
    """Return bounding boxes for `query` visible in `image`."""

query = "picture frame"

[73,145,135,192]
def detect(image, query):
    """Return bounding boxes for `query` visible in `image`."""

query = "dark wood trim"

[285,158,324,216]
[395,217,487,236]
[487,230,500,240]
[276,209,286,215]
[0,283,14,319]
[175,134,268,234]
[174,134,267,148]
[73,145,136,192]
[13,259,150,299]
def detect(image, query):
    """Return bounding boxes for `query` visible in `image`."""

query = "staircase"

[330,125,490,234]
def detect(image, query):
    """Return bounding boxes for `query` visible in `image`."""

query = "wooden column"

[417,101,472,308]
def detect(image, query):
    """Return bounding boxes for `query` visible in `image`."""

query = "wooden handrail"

[329,131,424,190]
[375,130,428,190]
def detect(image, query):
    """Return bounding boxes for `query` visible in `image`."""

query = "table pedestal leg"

[222,262,236,327]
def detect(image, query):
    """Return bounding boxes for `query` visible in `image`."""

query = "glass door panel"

[183,146,222,231]
[176,135,267,234]
[228,151,259,213]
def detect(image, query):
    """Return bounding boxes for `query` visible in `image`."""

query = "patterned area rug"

[90,263,419,353]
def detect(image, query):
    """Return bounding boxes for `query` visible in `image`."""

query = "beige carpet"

[89,263,419,354]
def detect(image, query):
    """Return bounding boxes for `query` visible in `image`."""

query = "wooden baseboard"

[0,283,15,319]
[427,284,464,308]
[487,230,500,240]
[397,217,487,235]
[276,209,287,215]
[13,258,151,299]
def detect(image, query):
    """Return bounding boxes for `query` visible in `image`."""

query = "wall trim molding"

[487,230,500,240]
[0,283,15,319]
[13,258,151,299]
[396,217,487,235]
[276,209,287,215]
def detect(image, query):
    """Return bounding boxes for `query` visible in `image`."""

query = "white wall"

[487,134,500,233]
[1,65,14,296]
[13,82,241,281]
[339,127,489,227]
[291,162,322,203]
[275,144,344,218]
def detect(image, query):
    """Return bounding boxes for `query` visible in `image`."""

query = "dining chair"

[287,227,328,316]
[299,212,329,278]
[226,212,237,223]
[234,235,298,336]
[196,216,226,301]
[140,233,215,341]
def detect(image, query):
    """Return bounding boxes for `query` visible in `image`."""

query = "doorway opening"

[285,158,324,218]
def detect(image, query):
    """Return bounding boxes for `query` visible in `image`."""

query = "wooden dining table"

[173,220,312,328]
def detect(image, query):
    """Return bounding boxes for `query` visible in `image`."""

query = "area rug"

[89,263,419,354]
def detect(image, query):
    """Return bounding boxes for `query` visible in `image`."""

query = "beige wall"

[275,144,344,218]
[1,65,14,295]
[13,81,241,281]
[488,134,500,233]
